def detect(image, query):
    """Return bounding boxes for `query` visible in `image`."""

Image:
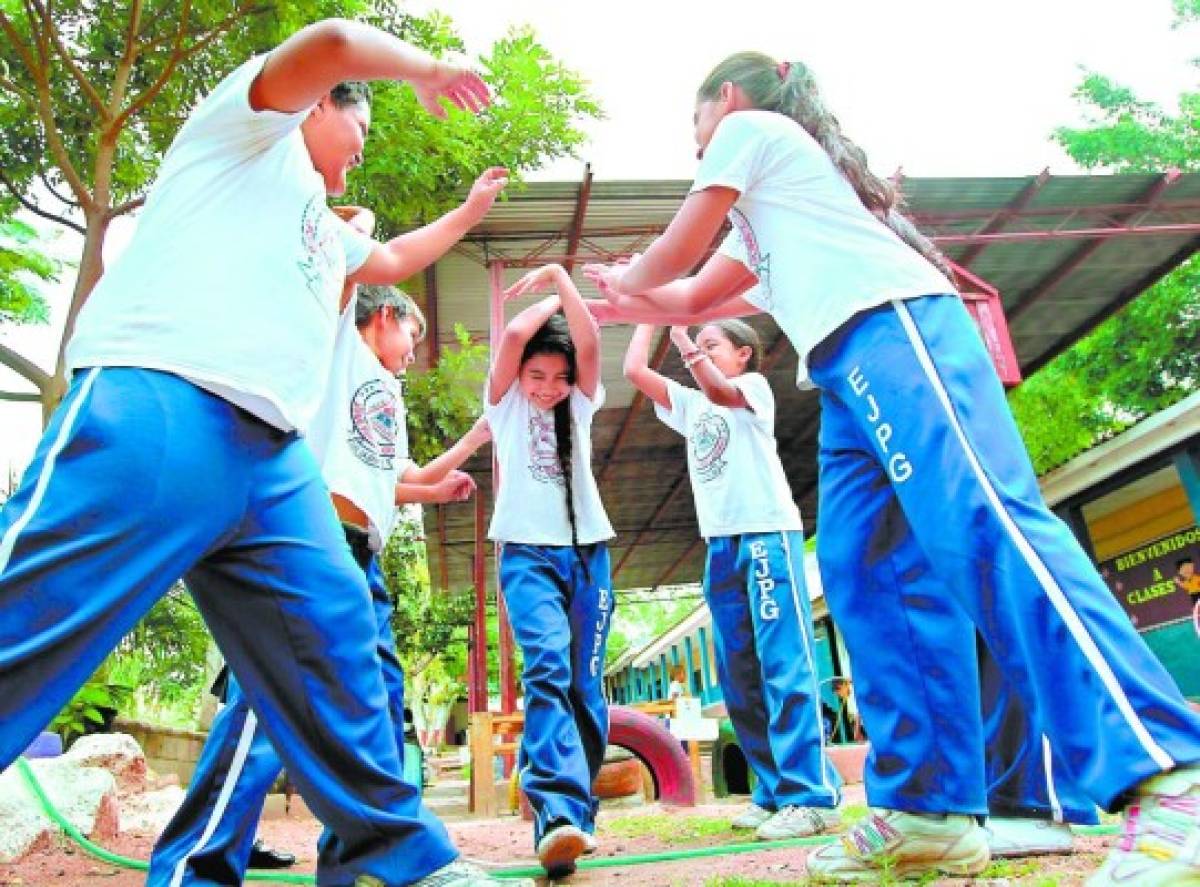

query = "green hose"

[15,756,1120,883]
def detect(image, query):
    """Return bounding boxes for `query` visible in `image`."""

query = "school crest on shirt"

[296,196,342,303]
[729,207,773,308]
[348,380,396,470]
[691,410,730,483]
[527,413,565,486]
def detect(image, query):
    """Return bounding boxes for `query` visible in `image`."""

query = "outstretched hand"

[412,60,491,118]
[432,469,477,503]
[582,255,637,301]
[503,264,566,302]
[466,167,509,216]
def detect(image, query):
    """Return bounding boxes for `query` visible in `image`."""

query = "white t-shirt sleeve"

[653,378,694,435]
[179,56,310,158]
[484,379,521,428]
[732,373,775,426]
[691,113,764,196]
[569,383,605,424]
[338,220,375,275]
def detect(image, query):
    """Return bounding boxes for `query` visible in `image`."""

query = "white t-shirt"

[66,56,375,433]
[307,306,414,551]
[691,110,954,387]
[655,373,803,539]
[486,382,614,546]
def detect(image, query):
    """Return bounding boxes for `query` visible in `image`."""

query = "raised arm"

[250,18,490,116]
[503,264,600,399]
[586,252,759,324]
[488,294,562,405]
[352,168,507,285]
[402,418,491,488]
[583,187,738,297]
[669,327,748,410]
[622,325,671,410]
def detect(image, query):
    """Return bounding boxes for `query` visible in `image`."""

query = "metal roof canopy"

[421,169,1200,594]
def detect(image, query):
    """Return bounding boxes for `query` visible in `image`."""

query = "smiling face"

[301,95,370,196]
[696,324,752,378]
[519,352,572,411]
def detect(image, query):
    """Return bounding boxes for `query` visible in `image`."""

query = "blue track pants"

[810,295,1200,812]
[0,369,455,885]
[148,556,414,884]
[499,543,612,846]
[705,531,841,810]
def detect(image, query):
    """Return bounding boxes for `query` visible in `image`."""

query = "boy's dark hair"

[1179,557,1195,569]
[521,313,590,580]
[331,81,372,108]
[355,285,426,340]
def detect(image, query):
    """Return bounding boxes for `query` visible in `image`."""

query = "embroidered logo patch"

[297,196,342,302]
[691,410,730,482]
[527,413,565,486]
[348,379,396,469]
[729,207,772,308]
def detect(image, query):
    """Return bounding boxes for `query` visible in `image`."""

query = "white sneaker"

[806,808,990,882]
[731,802,773,830]
[756,805,839,840]
[1088,765,1200,886]
[986,817,1074,857]
[403,859,536,887]
[536,823,588,877]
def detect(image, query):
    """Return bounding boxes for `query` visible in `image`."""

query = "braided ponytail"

[699,52,953,284]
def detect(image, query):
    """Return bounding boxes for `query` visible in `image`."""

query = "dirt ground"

[0,796,1115,886]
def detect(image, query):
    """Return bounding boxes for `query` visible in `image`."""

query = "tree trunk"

[47,212,110,419]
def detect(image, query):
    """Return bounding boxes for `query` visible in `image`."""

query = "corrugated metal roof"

[417,172,1200,593]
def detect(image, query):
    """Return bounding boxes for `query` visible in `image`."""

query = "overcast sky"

[2,0,1196,478]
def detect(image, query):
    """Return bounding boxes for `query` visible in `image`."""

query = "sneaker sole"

[808,839,991,882]
[538,832,586,879]
[989,841,1074,859]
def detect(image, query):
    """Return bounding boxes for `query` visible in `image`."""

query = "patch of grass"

[981,857,1042,879]
[600,813,744,846]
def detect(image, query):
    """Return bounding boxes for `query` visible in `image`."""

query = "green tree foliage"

[1009,4,1199,473]
[0,0,599,407]
[0,216,57,327]
[403,323,490,464]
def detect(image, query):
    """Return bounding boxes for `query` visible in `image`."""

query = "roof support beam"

[612,470,690,580]
[956,168,1050,267]
[652,537,705,590]
[1011,171,1183,322]
[424,264,440,368]
[563,164,593,275]
[599,330,671,483]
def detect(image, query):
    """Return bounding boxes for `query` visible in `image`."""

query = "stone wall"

[112,718,206,786]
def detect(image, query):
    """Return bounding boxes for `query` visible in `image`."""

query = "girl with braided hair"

[485,263,614,878]
[585,51,1200,885]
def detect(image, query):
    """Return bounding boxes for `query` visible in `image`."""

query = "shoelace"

[774,806,827,832]
[1120,795,1200,864]
[842,813,903,858]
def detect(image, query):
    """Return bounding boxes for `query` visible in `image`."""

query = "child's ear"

[736,344,753,367]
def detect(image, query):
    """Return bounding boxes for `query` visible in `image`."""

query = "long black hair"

[521,313,590,580]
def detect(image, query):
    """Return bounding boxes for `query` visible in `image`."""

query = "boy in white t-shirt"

[0,20,524,887]
[150,284,492,885]
[625,320,841,841]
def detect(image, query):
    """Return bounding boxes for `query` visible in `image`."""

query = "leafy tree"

[1009,2,1199,472]
[0,216,57,328]
[0,0,599,416]
[404,323,490,463]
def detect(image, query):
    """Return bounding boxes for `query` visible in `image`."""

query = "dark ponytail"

[522,314,592,581]
[698,52,956,286]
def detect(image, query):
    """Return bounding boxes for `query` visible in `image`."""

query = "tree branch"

[0,7,42,78]
[106,0,192,138]
[0,391,43,403]
[0,342,50,391]
[0,168,86,234]
[107,195,145,219]
[178,3,270,62]
[38,171,78,209]
[34,0,109,115]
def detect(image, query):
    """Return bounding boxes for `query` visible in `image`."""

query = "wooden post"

[689,739,703,802]
[469,712,497,817]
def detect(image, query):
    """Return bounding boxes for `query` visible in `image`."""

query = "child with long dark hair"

[585,51,1200,884]
[625,319,842,840]
[487,263,614,878]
